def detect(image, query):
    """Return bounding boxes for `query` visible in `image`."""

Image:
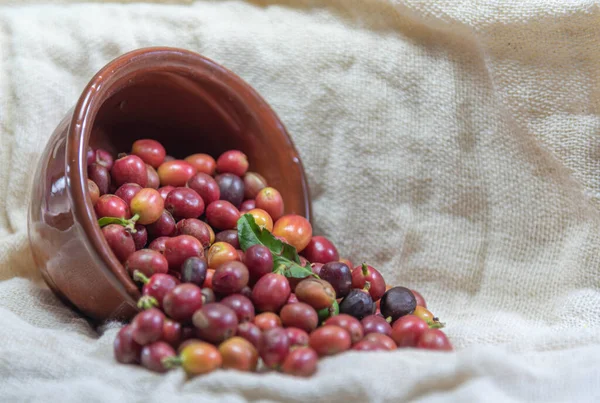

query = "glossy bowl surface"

[28,47,311,323]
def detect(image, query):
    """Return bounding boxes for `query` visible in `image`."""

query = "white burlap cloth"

[1,1,599,401]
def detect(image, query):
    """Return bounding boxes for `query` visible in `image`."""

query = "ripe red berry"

[131,139,166,168]
[281,347,318,377]
[391,314,428,348]
[416,329,453,351]
[309,325,351,356]
[351,263,386,301]
[111,155,148,187]
[301,236,339,264]
[131,308,165,345]
[162,283,203,323]
[216,150,249,177]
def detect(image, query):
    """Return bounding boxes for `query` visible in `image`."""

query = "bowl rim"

[66,46,312,310]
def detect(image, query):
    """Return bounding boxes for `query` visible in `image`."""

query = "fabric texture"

[1,0,600,401]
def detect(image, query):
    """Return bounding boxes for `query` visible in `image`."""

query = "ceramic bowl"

[28,47,311,323]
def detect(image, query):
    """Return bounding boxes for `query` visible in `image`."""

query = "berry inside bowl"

[28,47,311,323]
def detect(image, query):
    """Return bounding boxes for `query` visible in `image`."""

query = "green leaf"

[237,214,283,253]
[237,214,317,279]
[273,255,314,279]
[281,242,301,263]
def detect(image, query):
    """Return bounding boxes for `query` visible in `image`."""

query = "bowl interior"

[88,60,309,212]
[70,48,311,320]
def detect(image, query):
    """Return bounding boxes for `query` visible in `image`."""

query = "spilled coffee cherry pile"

[86,140,452,378]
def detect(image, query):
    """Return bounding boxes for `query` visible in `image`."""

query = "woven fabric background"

[1,1,599,401]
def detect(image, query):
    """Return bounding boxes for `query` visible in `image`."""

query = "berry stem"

[133,270,150,284]
[429,321,445,329]
[97,213,139,232]
[361,263,369,276]
[162,356,183,369]
[137,295,158,310]
[273,263,286,276]
[363,281,371,292]
[126,213,140,232]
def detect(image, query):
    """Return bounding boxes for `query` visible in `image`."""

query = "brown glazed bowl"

[28,47,311,324]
